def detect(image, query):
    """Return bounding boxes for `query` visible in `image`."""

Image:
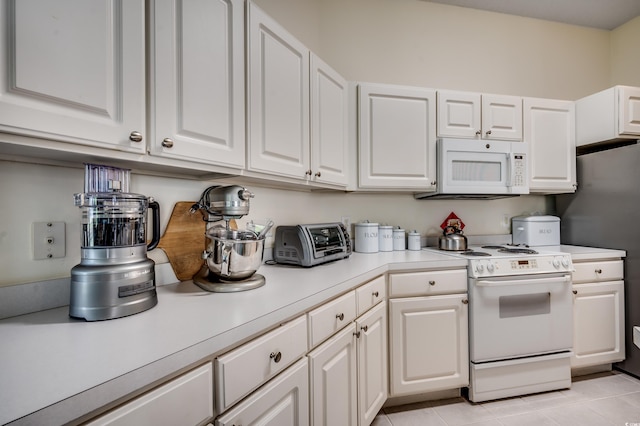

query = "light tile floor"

[373,371,640,426]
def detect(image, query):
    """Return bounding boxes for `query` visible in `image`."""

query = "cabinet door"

[310,53,348,186]
[572,281,625,368]
[358,83,436,189]
[437,90,481,138]
[215,358,309,426]
[389,294,469,396]
[618,86,640,136]
[308,324,357,426]
[0,0,145,152]
[87,363,213,426]
[481,94,523,141]
[247,2,310,179]
[356,301,387,426]
[524,98,576,193]
[150,0,244,168]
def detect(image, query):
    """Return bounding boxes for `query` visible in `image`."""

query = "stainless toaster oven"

[274,223,351,267]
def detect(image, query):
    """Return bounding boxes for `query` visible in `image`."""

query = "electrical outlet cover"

[33,222,66,260]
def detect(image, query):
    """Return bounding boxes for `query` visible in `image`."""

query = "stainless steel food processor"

[69,164,160,321]
[192,185,268,292]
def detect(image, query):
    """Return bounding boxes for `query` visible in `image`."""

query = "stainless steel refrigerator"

[555,141,640,377]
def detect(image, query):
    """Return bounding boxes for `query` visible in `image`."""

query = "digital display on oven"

[517,260,529,265]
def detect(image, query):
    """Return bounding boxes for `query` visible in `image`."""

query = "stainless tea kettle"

[439,225,468,251]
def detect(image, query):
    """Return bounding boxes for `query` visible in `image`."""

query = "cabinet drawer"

[572,260,623,283]
[308,290,357,348]
[356,275,386,316]
[215,315,307,413]
[86,363,213,426]
[389,269,467,297]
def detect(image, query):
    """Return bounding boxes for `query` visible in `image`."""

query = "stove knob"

[552,257,561,268]
[475,263,485,274]
[562,257,570,268]
[486,262,495,273]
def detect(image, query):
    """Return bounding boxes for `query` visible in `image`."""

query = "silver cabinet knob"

[361,325,368,332]
[305,169,313,176]
[372,291,379,297]
[161,138,174,148]
[129,131,143,142]
[336,313,345,321]
[595,269,603,274]
[429,280,436,286]
[315,171,321,177]
[475,130,481,136]
[270,351,282,363]
[485,130,492,136]
[462,299,469,304]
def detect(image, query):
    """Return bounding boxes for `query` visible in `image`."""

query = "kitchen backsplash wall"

[1,160,547,287]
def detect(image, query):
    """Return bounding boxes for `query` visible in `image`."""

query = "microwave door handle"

[506,153,513,188]
[475,275,571,287]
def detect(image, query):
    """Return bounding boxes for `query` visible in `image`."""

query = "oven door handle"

[475,274,571,287]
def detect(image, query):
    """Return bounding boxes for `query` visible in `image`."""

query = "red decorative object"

[440,212,465,231]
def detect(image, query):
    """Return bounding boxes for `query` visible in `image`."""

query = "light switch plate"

[33,222,66,259]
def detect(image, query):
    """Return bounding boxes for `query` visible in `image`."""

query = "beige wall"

[3,0,635,286]
[611,15,640,87]
[257,0,612,100]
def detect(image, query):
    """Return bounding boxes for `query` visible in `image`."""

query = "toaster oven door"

[305,225,346,258]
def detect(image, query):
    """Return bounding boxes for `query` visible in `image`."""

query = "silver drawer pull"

[354,331,361,338]
[129,131,143,142]
[573,290,578,295]
[372,291,379,297]
[462,299,469,304]
[595,269,603,274]
[361,325,368,332]
[336,313,345,321]
[270,351,282,363]
[429,280,436,286]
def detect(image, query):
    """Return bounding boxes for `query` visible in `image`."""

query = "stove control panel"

[469,254,573,278]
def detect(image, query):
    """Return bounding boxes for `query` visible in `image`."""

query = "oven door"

[469,273,572,363]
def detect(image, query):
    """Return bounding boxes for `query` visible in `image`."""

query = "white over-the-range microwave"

[415,138,529,199]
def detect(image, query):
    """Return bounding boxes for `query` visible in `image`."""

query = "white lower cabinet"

[571,259,625,369]
[308,323,358,426]
[307,278,387,426]
[85,363,213,426]
[215,315,308,413]
[389,293,469,396]
[356,301,388,426]
[215,358,309,426]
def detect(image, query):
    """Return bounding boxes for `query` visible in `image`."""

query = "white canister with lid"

[393,227,405,251]
[408,230,421,251]
[378,225,393,252]
[355,221,379,253]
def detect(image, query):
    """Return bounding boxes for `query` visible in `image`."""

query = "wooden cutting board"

[157,201,207,281]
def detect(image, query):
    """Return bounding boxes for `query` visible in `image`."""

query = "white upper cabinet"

[310,54,349,186]
[150,0,245,169]
[247,3,348,187]
[0,0,146,152]
[524,97,576,193]
[576,85,640,147]
[437,91,481,139]
[358,83,437,190]
[247,2,310,180]
[437,90,523,141]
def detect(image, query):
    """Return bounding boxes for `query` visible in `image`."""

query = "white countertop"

[0,250,465,426]
[0,245,626,425]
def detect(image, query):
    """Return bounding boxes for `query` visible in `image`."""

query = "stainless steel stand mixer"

[192,185,269,292]
[69,164,160,321]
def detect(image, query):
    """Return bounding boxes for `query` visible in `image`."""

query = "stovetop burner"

[498,247,539,255]
[481,245,506,250]
[462,250,491,257]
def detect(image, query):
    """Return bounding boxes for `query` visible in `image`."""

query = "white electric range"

[424,244,574,402]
